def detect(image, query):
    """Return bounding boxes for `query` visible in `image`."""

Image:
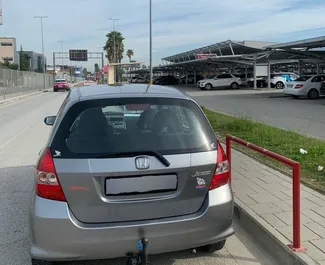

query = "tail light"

[35,148,66,201]
[209,141,230,190]
[295,84,304,89]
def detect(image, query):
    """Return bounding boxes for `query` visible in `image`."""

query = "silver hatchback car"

[29,84,234,264]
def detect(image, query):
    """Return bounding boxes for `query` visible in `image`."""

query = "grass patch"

[203,107,325,194]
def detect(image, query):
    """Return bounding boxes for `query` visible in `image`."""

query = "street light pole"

[58,40,65,71]
[149,0,153,85]
[108,17,119,83]
[34,15,48,91]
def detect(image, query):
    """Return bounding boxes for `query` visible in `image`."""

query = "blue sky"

[2,0,325,70]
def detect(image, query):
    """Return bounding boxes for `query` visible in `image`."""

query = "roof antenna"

[145,0,153,94]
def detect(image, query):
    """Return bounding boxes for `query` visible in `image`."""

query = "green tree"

[94,63,100,73]
[126,49,134,62]
[19,45,29,71]
[83,68,88,78]
[0,58,19,70]
[103,31,125,63]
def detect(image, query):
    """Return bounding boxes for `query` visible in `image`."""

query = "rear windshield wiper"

[95,150,170,167]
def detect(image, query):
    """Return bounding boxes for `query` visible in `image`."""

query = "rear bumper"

[29,184,234,261]
[283,88,305,96]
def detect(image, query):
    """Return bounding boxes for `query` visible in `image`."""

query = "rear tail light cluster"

[295,84,304,89]
[209,141,230,190]
[35,148,66,201]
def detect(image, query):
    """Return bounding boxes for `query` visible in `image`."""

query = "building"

[22,51,46,72]
[0,37,18,64]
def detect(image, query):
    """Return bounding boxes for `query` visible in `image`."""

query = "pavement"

[0,91,279,265]
[176,85,325,139]
[230,146,325,265]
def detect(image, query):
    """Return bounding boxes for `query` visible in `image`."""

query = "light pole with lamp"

[108,17,119,83]
[34,16,48,91]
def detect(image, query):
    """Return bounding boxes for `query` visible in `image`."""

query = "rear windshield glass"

[295,76,312,81]
[51,98,217,158]
[55,79,66,83]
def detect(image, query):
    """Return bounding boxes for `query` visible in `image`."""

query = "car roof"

[69,84,191,102]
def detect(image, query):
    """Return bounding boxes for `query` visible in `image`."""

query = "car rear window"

[51,98,217,158]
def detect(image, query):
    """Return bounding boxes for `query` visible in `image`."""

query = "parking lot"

[175,85,325,139]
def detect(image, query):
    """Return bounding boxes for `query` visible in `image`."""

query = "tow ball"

[126,238,150,265]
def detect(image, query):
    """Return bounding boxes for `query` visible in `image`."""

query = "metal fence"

[0,68,84,100]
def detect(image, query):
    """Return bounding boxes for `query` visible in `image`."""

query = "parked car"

[197,73,242,90]
[320,80,325,96]
[130,76,147,83]
[283,75,325,99]
[235,73,253,87]
[53,79,70,92]
[30,84,234,264]
[266,72,299,89]
[180,74,204,84]
[247,76,267,88]
[153,75,179,85]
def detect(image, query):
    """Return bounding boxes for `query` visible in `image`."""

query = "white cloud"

[2,0,325,69]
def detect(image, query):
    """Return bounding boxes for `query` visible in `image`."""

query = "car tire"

[31,258,53,265]
[230,82,238,89]
[197,240,226,253]
[205,83,213,90]
[275,81,284,89]
[308,89,319,99]
[53,89,57,92]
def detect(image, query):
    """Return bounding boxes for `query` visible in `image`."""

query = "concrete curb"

[234,199,317,265]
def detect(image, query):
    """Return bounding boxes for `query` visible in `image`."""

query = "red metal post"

[291,163,305,251]
[226,134,305,252]
[226,136,232,184]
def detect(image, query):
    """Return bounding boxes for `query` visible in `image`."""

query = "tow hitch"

[126,238,150,265]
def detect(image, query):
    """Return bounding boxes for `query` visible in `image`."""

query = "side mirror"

[44,116,56,126]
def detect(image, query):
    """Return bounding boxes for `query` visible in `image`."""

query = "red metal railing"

[226,134,305,252]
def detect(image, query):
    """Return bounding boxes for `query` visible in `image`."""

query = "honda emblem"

[135,156,150,170]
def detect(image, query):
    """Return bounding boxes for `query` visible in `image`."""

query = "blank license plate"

[105,175,178,195]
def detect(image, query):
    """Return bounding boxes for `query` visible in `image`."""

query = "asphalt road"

[0,91,277,265]
[177,85,325,139]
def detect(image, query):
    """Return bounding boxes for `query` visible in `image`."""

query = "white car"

[197,73,242,90]
[266,72,299,89]
[283,75,325,99]
[130,77,147,83]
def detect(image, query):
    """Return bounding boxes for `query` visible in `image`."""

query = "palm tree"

[126,49,134,62]
[103,31,125,64]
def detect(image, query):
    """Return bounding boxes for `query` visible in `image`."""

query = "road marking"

[0,124,32,151]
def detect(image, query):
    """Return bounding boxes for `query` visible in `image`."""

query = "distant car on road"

[283,75,325,99]
[30,84,234,264]
[130,76,147,83]
[53,79,70,92]
[197,73,242,90]
[153,75,179,85]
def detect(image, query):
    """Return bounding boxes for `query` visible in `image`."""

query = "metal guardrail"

[226,134,304,252]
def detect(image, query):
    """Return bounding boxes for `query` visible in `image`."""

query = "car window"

[295,76,312,82]
[217,74,228,79]
[51,98,216,158]
[311,76,325,83]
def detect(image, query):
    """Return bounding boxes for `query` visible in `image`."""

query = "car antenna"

[145,0,153,94]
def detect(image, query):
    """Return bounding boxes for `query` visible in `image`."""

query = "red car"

[53,79,70,92]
